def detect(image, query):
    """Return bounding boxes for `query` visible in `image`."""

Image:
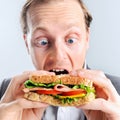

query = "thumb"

[77,98,119,114]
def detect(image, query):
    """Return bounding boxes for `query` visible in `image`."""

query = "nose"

[46,41,68,67]
[50,43,66,61]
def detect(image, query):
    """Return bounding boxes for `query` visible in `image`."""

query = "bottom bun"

[24,92,95,106]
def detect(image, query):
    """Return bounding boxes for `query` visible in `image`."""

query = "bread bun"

[30,74,93,86]
[24,92,95,106]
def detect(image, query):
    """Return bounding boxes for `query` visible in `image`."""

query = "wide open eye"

[66,38,77,45]
[38,39,48,46]
[35,38,49,47]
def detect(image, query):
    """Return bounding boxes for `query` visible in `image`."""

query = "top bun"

[29,74,93,86]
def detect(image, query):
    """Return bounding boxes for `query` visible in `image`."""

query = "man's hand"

[0,71,55,120]
[70,69,120,120]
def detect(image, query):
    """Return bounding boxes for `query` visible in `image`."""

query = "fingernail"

[79,71,84,75]
[78,71,85,77]
[49,72,55,75]
[23,71,31,75]
[70,70,77,76]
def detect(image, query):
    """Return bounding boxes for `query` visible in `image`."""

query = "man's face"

[24,0,90,73]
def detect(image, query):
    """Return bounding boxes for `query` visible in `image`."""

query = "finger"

[70,69,119,100]
[1,72,31,101]
[29,70,55,76]
[70,69,108,88]
[17,98,49,109]
[2,98,49,112]
[2,70,55,102]
[11,70,55,86]
[9,72,30,87]
[82,70,119,100]
[7,70,55,91]
[77,98,120,115]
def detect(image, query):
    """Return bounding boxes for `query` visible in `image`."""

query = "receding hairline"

[20,0,92,34]
[27,0,84,11]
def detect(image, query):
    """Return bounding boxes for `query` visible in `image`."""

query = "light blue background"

[0,0,120,81]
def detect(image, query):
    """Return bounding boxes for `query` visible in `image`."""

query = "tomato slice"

[36,89,62,95]
[61,89,87,96]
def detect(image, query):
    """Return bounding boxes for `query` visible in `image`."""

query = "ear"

[23,34,30,54]
[86,28,90,50]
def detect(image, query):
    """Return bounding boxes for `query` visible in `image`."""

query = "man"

[0,0,120,120]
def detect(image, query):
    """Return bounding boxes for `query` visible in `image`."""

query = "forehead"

[27,0,85,31]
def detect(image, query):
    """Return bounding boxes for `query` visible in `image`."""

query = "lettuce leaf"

[24,80,95,94]
[24,80,61,88]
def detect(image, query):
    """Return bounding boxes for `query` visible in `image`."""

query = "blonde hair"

[20,0,92,34]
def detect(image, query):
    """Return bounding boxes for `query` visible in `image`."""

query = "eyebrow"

[65,22,81,29]
[33,22,82,34]
[33,26,47,33]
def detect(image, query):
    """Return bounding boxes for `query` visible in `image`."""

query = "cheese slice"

[59,93,86,99]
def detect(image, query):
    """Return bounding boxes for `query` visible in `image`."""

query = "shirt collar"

[83,60,87,69]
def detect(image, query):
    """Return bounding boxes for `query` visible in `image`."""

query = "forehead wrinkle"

[28,0,84,20]
[29,5,83,21]
[34,22,81,32]
[27,0,85,33]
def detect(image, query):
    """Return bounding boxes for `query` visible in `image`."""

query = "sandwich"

[23,74,96,106]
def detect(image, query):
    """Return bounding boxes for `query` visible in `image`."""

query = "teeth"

[49,69,68,75]
[52,69,65,72]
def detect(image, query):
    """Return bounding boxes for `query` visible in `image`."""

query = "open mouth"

[49,69,69,75]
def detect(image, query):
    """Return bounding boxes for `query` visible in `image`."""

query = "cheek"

[72,47,86,60]
[72,41,88,55]
[70,43,88,68]
[30,48,45,69]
